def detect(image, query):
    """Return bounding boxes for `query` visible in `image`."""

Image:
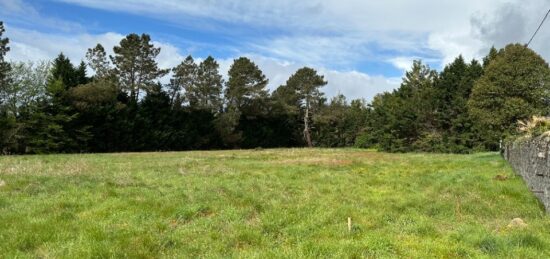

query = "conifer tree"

[111,33,168,102]
[282,67,327,147]
[86,44,111,80]
[194,56,223,112]
[169,55,197,108]
[225,57,268,115]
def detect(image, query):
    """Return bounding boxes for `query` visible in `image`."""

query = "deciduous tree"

[469,44,550,148]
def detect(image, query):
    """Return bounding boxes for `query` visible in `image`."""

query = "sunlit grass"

[0,149,548,258]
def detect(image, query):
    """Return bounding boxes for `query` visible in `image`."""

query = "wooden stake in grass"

[348,217,352,232]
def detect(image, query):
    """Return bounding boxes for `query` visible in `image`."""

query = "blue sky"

[2,0,549,100]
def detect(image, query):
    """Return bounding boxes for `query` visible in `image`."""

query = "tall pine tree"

[111,33,168,102]
[169,55,197,108]
[194,56,223,112]
[225,57,268,115]
[282,67,327,147]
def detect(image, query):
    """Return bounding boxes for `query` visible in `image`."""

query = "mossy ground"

[0,149,548,258]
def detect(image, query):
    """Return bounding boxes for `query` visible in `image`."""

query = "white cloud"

[48,0,511,68]
[387,57,417,73]
[5,27,398,101]
[6,28,121,63]
[5,28,185,74]
[6,0,550,103]
[321,70,399,101]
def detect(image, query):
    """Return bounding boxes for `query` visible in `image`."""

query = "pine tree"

[225,57,268,115]
[86,43,111,80]
[196,56,223,113]
[282,67,327,147]
[434,56,483,152]
[169,55,197,108]
[49,53,87,89]
[361,61,437,152]
[111,33,168,102]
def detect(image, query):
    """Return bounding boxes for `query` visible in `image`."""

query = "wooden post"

[348,217,352,232]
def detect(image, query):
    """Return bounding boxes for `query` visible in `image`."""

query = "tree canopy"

[1,21,549,154]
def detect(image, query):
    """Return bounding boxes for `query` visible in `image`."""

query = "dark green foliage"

[49,53,88,89]
[220,57,269,147]
[68,78,124,152]
[359,61,438,152]
[0,22,13,154]
[313,95,369,147]
[469,44,550,148]
[2,27,549,154]
[0,111,16,154]
[278,67,327,147]
[361,44,550,153]
[225,57,269,115]
[22,78,91,154]
[433,56,483,152]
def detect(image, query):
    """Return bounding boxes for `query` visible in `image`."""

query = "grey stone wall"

[504,135,550,212]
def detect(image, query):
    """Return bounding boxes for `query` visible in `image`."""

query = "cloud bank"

[3,0,550,101]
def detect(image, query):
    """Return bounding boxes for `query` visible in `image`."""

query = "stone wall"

[504,135,550,212]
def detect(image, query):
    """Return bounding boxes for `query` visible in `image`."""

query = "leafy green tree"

[68,77,123,152]
[111,33,168,102]
[134,83,173,150]
[218,57,268,147]
[468,44,550,149]
[355,92,395,149]
[482,46,499,69]
[282,67,327,147]
[169,55,197,108]
[3,61,50,114]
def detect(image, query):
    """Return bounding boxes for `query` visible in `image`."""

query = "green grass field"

[0,149,549,258]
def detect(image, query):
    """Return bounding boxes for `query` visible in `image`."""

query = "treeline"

[0,21,549,154]
[358,44,550,152]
